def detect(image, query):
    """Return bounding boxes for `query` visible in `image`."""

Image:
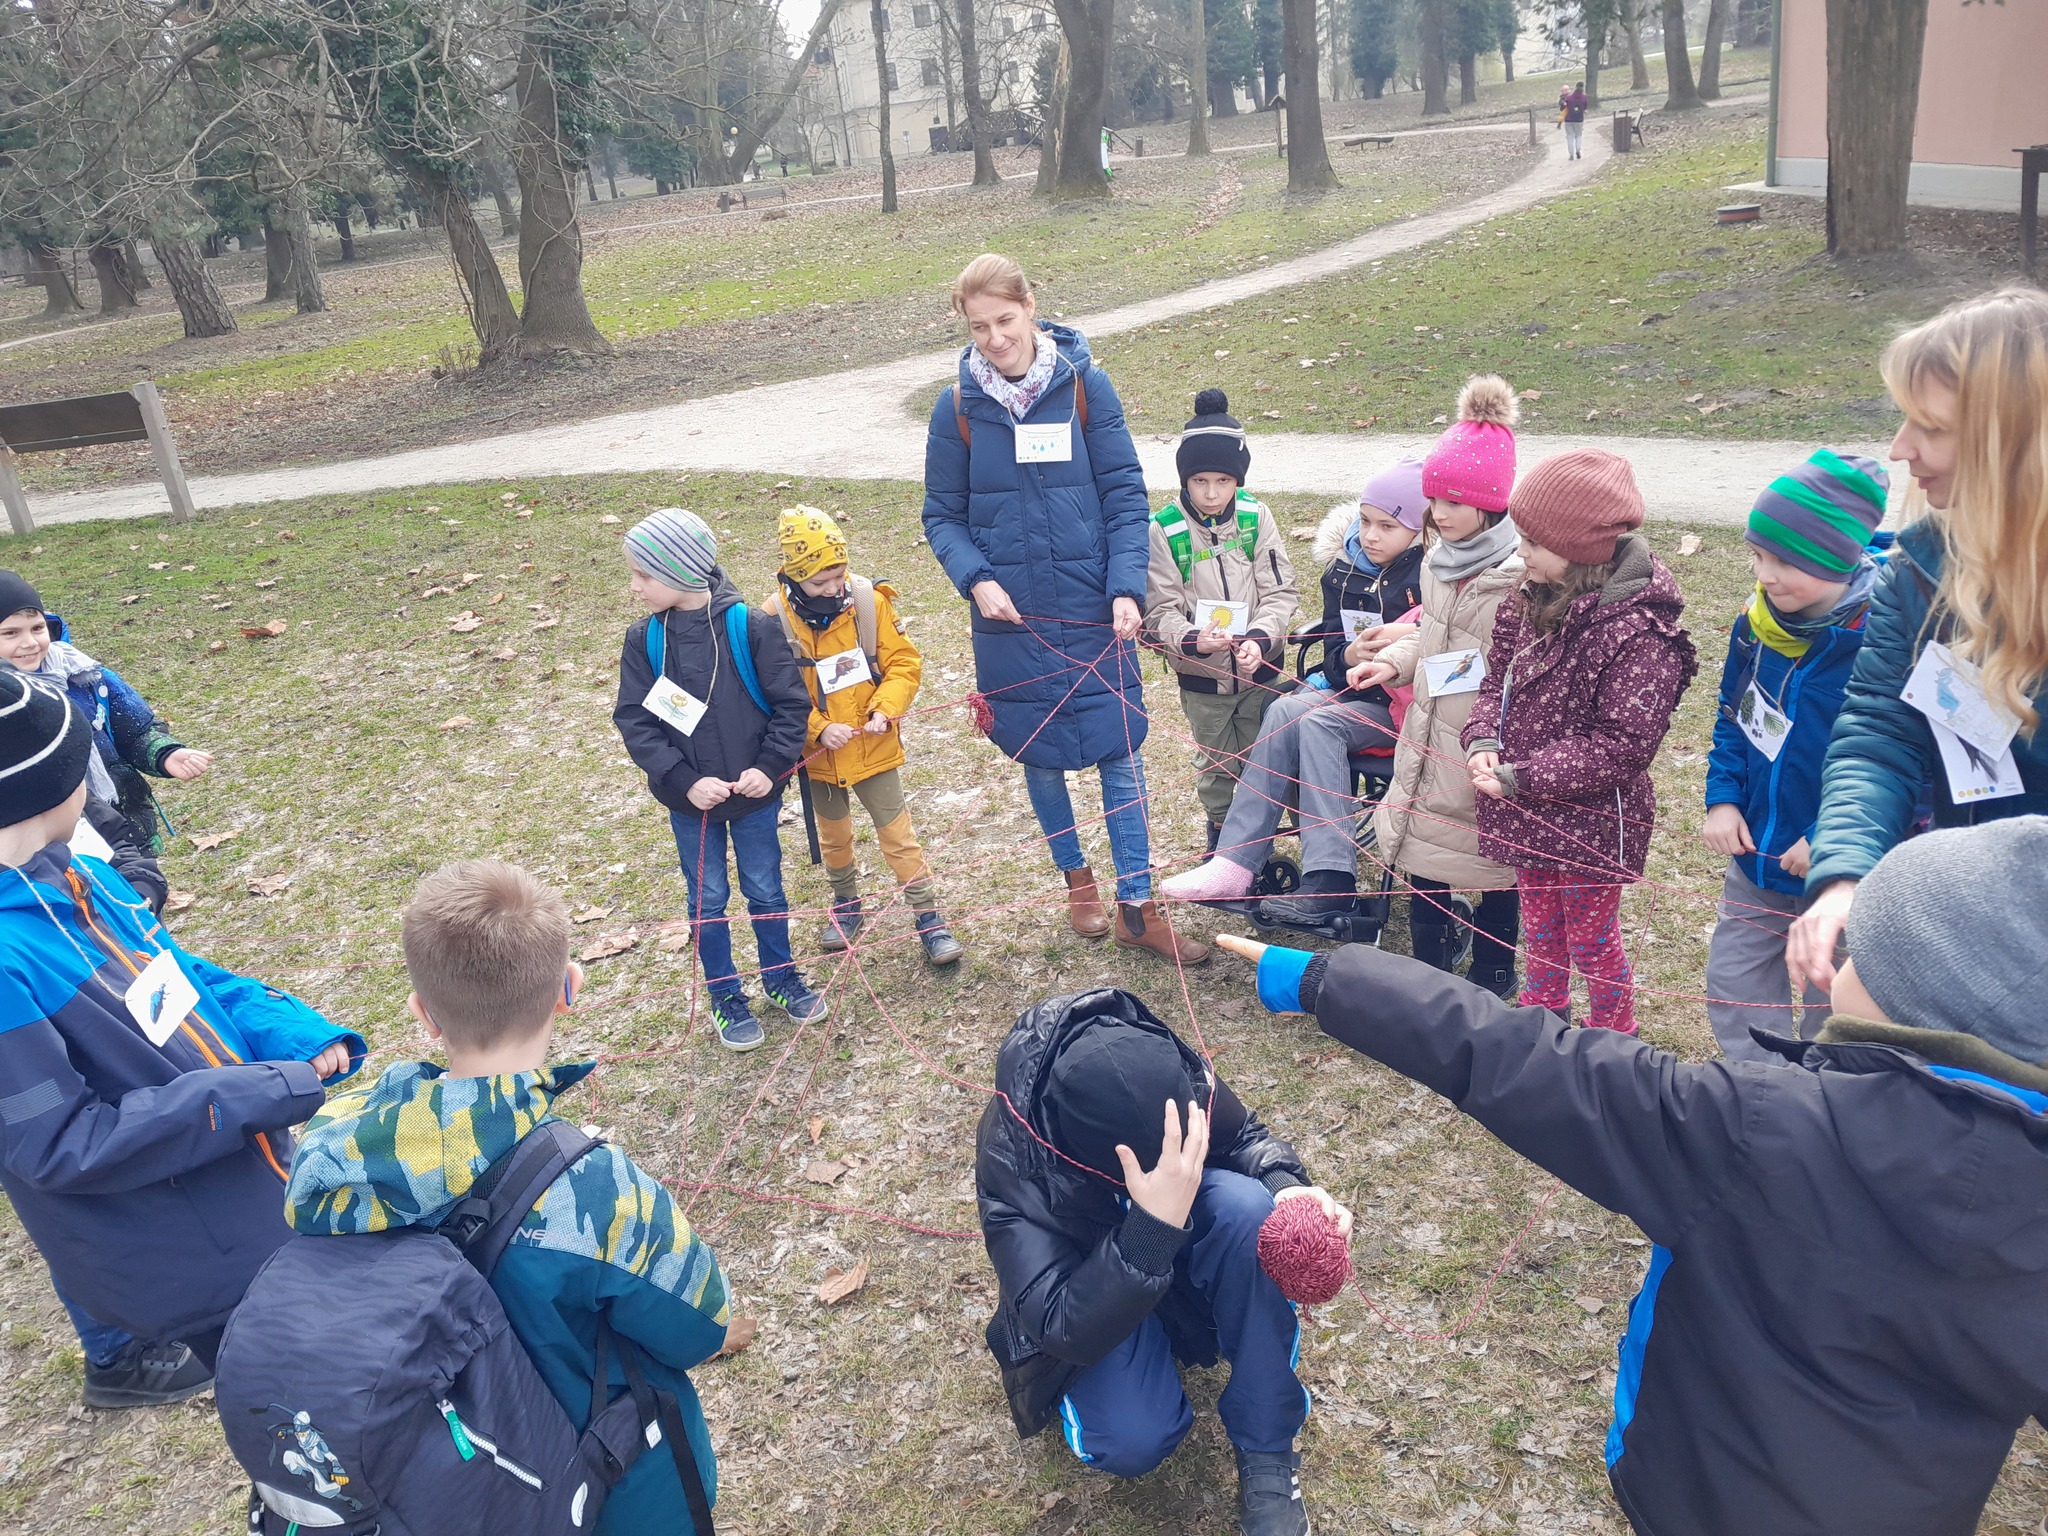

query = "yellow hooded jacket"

[764,578,923,789]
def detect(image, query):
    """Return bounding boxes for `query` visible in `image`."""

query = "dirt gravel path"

[34,102,1887,530]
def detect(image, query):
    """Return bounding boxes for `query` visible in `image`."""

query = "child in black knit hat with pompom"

[1143,390,1301,849]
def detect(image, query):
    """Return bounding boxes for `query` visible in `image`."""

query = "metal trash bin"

[1614,112,1636,152]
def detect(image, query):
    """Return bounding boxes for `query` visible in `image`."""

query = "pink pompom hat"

[1420,375,1520,514]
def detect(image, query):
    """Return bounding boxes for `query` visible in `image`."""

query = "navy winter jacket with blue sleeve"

[0,845,362,1339]
[919,324,1152,771]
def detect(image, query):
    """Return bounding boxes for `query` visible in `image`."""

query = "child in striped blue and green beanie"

[1700,449,1889,1063]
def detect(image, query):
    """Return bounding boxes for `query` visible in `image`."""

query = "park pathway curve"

[37,100,1893,529]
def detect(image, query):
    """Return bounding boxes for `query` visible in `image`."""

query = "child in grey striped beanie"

[624,507,720,592]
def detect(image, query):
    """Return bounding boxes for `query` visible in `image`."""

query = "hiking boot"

[1115,901,1210,965]
[1471,965,1519,1000]
[1445,894,1476,973]
[1256,870,1358,936]
[709,993,765,1053]
[83,1339,213,1409]
[1064,867,1110,938]
[1234,1446,1309,1536]
[819,898,865,954]
[766,975,830,1025]
[914,909,964,966]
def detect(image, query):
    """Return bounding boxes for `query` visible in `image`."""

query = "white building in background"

[808,0,1050,167]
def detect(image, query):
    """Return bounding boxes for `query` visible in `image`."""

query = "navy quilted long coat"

[920,323,1152,771]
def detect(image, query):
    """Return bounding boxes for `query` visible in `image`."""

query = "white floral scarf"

[966,328,1058,420]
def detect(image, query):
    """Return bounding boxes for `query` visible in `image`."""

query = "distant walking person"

[1560,82,1587,160]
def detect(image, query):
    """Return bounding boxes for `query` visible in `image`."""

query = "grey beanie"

[1845,816,2048,1064]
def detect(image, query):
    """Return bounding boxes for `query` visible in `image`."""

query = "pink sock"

[1160,857,1255,902]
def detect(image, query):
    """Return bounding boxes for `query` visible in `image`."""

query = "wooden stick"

[131,381,194,525]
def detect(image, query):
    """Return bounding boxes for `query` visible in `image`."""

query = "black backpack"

[216,1120,716,1535]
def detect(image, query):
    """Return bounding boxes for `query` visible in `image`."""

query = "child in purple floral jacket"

[1462,449,1697,1034]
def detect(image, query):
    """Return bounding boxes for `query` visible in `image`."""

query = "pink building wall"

[1772,0,2048,210]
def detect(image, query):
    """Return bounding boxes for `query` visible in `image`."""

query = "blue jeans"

[1056,1171,1307,1476]
[669,800,795,998]
[55,1278,132,1369]
[1022,751,1153,904]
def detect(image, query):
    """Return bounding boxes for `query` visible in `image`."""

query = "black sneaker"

[819,898,864,954]
[765,975,830,1024]
[83,1339,213,1409]
[1235,1446,1309,1536]
[914,909,964,966]
[1445,894,1476,973]
[709,993,765,1052]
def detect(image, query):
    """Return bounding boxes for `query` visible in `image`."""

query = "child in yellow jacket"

[768,507,964,965]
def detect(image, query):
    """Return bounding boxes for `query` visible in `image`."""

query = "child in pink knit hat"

[1421,373,1518,514]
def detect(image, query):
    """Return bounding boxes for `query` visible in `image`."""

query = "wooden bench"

[0,384,193,534]
[1341,134,1395,150]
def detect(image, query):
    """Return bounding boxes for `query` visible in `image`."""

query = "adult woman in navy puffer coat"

[921,255,1206,964]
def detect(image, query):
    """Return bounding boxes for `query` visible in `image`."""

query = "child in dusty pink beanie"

[1461,447,1698,1034]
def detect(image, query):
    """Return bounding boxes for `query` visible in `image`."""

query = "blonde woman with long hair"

[1790,286,2048,990]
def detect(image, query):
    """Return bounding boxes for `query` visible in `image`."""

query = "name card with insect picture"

[1341,608,1382,642]
[125,949,198,1048]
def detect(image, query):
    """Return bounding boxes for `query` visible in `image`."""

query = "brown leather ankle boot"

[1064,867,1110,938]
[1114,900,1210,965]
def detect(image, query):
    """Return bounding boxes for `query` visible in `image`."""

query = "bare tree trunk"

[511,9,612,357]
[603,141,619,198]
[1281,0,1338,189]
[416,171,520,363]
[480,156,521,237]
[1623,6,1649,91]
[24,236,80,318]
[334,213,356,262]
[1036,38,1068,195]
[1501,43,1515,82]
[87,236,141,314]
[283,187,327,314]
[1457,50,1476,103]
[955,0,1002,183]
[1418,0,1449,115]
[1825,0,1927,256]
[263,213,291,302]
[1698,0,1728,98]
[1660,0,1699,107]
[123,238,150,290]
[1186,0,1211,153]
[724,0,847,179]
[150,234,236,337]
[871,0,899,210]
[1051,0,1113,198]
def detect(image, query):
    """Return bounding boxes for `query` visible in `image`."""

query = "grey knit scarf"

[1428,515,1519,583]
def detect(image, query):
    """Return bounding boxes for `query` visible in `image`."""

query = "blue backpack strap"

[440,1119,598,1278]
[645,613,665,676]
[724,602,771,716]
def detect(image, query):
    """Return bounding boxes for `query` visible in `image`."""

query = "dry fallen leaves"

[714,1317,759,1358]
[248,873,292,898]
[449,612,483,633]
[241,619,289,640]
[571,905,612,924]
[1677,534,1703,556]
[807,1115,826,1144]
[818,1256,870,1306]
[438,715,475,732]
[189,828,241,852]
[162,890,197,914]
[206,640,227,654]
[579,930,640,961]
[120,594,142,606]
[803,1159,850,1187]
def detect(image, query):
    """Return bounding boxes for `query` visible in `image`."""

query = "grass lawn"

[1095,105,2037,445]
[3,131,1541,494]
[4,474,2046,1534]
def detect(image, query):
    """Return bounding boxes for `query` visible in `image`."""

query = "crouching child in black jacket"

[1231,814,2048,1536]
[975,988,1352,1536]
[613,507,828,1054]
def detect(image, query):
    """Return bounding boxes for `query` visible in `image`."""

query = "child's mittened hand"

[163,748,213,780]
[1702,804,1756,857]
[732,768,773,798]
[306,1043,352,1080]
[819,722,856,750]
[687,777,732,811]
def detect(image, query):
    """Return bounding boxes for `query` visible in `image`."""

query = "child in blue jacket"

[0,671,361,1401]
[0,570,215,854]
[286,860,730,1536]
[1701,451,1888,1061]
